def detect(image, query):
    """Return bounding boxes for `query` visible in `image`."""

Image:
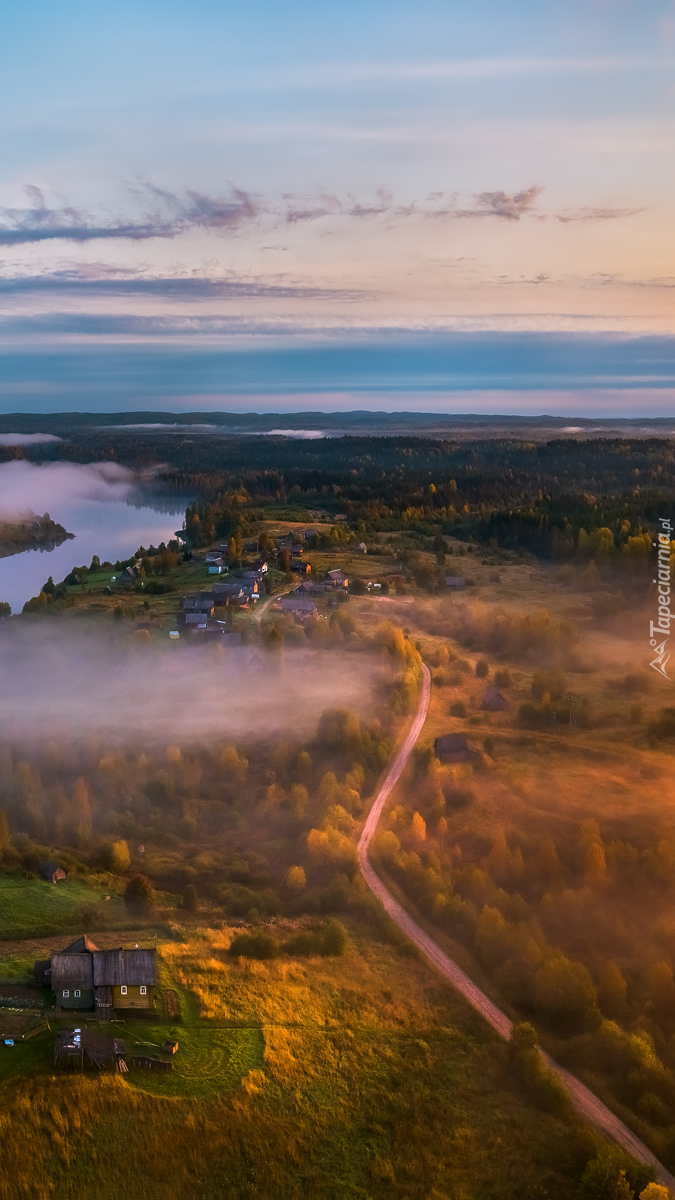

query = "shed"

[434,733,476,763]
[482,685,510,712]
[55,1028,127,1071]
[39,859,67,883]
[445,576,466,590]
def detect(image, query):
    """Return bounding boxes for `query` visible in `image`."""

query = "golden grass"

[0,927,596,1200]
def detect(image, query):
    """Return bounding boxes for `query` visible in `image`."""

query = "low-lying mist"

[2,624,378,745]
[0,459,138,521]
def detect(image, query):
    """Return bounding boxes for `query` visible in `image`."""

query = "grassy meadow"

[0,924,607,1200]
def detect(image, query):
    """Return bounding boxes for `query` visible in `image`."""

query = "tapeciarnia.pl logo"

[650,517,673,680]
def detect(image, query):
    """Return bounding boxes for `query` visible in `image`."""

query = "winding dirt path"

[358,664,675,1191]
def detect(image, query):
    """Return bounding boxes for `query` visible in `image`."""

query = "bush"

[508,1022,571,1117]
[494,668,511,688]
[182,884,197,912]
[284,930,324,957]
[102,839,131,874]
[322,918,348,956]
[449,700,467,718]
[475,658,489,678]
[124,873,155,916]
[228,931,280,960]
[579,1146,654,1200]
[517,701,541,729]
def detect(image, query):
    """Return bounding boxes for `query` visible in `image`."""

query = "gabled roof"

[63,935,99,954]
[92,949,156,987]
[435,733,469,753]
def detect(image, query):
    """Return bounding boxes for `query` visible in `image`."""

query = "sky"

[0,0,674,414]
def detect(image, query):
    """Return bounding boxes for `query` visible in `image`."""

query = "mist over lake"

[0,460,185,613]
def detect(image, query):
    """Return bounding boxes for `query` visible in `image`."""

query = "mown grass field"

[0,874,128,939]
[0,923,602,1200]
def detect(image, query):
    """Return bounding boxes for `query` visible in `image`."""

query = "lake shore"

[0,515,74,560]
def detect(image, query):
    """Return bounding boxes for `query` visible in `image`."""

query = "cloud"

[556,205,646,222]
[0,181,551,246]
[0,433,62,446]
[458,186,543,221]
[0,460,134,521]
[0,183,261,246]
[0,267,365,302]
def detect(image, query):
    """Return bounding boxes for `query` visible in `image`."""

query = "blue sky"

[0,0,674,413]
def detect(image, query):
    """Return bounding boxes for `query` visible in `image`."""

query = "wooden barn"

[434,733,477,764]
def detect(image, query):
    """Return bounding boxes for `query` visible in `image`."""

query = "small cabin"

[482,686,510,713]
[434,733,476,764]
[445,576,466,590]
[39,859,67,883]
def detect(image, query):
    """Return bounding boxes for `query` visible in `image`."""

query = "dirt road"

[358,664,675,1191]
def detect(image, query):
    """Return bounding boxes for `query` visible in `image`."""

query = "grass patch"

[0,874,125,939]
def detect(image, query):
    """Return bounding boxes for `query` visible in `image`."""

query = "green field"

[0,874,127,939]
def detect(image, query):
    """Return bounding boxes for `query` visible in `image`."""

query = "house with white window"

[34,936,156,1020]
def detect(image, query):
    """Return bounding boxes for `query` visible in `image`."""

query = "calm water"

[0,496,186,614]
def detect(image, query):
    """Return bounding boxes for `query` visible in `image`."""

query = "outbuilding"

[482,685,510,712]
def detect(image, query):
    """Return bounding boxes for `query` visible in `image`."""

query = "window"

[140,986,147,995]
[74,990,81,998]
[62,990,69,998]
[120,985,127,996]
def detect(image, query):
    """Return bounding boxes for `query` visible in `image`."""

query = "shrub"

[182,884,198,912]
[284,930,324,957]
[494,667,511,688]
[228,931,279,960]
[285,865,307,892]
[449,700,467,718]
[475,658,489,678]
[124,873,155,916]
[517,701,541,729]
[579,1146,654,1200]
[322,918,348,956]
[102,839,131,874]
[508,1022,571,1117]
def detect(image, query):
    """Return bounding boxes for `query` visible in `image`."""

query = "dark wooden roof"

[92,949,156,987]
[51,953,94,990]
[435,733,469,754]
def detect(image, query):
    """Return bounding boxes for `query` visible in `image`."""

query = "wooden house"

[326,569,349,588]
[39,937,156,1018]
[482,685,510,712]
[434,733,476,764]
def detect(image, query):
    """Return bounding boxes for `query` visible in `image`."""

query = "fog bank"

[1,626,377,745]
[0,460,135,521]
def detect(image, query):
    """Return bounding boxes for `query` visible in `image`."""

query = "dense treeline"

[10,428,675,558]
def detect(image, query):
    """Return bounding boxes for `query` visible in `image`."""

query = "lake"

[0,494,186,614]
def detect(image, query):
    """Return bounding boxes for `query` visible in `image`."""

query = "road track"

[357,663,675,1192]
